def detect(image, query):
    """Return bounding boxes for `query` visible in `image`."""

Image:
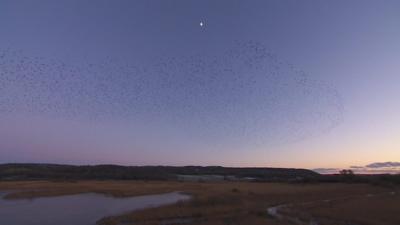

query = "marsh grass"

[1,181,398,225]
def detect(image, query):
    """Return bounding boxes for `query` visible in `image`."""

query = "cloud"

[365,162,400,168]
[312,168,340,174]
[350,166,364,169]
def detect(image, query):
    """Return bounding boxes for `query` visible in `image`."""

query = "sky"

[0,0,399,172]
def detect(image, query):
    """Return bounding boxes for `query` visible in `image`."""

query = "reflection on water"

[0,191,189,225]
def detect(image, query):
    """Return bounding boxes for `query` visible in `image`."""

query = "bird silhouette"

[0,41,343,147]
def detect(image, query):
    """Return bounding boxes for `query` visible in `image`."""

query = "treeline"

[315,173,400,186]
[0,163,320,181]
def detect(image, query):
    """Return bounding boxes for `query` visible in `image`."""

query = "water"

[0,191,189,225]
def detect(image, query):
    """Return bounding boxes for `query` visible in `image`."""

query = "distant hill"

[0,163,320,181]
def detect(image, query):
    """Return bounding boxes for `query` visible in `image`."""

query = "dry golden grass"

[284,191,400,225]
[0,180,398,225]
[0,180,198,199]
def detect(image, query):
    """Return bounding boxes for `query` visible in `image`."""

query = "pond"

[0,191,189,225]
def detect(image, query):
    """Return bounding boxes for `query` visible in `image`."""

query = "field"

[1,181,399,225]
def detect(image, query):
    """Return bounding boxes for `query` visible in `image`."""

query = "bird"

[0,40,343,147]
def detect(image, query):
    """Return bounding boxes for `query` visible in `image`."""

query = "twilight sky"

[0,0,399,170]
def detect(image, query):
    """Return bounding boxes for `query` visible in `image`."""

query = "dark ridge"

[0,163,320,181]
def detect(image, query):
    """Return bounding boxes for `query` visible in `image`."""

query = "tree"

[339,169,354,175]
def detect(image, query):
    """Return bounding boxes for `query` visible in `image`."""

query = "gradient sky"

[0,0,399,170]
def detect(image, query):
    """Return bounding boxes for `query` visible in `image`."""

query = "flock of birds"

[0,41,343,147]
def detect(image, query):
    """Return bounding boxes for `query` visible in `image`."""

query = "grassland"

[0,181,399,225]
